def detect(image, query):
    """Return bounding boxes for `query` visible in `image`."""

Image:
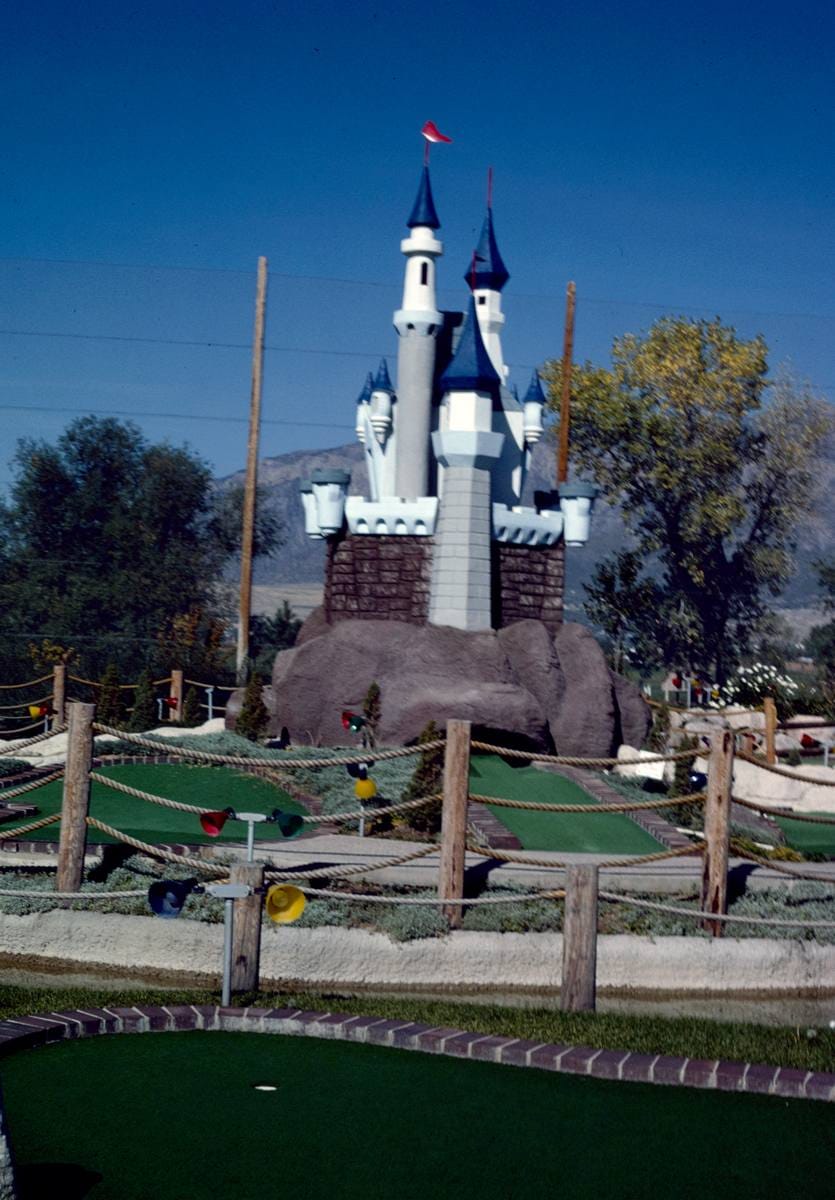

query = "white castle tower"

[300,154,595,634]
[394,166,443,500]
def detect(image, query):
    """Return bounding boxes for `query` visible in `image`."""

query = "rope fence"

[0,675,53,692]
[0,769,65,801]
[470,740,698,766]
[598,891,835,929]
[731,795,835,826]
[0,694,53,712]
[0,725,67,755]
[465,840,706,870]
[91,723,441,768]
[264,843,438,882]
[84,817,228,875]
[0,813,62,841]
[738,752,835,787]
[468,790,706,814]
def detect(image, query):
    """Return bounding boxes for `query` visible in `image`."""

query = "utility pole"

[237,256,268,684]
[557,281,576,484]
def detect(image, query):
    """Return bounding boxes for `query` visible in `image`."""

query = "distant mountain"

[217,438,835,613]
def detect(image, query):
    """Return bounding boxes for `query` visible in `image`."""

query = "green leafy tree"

[0,417,282,683]
[128,668,157,732]
[402,720,445,836]
[97,663,125,727]
[235,674,269,742]
[249,600,302,677]
[544,321,831,682]
[583,550,662,676]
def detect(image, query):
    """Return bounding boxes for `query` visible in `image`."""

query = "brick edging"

[0,1005,831,1103]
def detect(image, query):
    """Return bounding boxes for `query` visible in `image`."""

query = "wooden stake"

[556,281,576,485]
[237,255,269,683]
[170,669,184,723]
[230,861,265,994]
[56,702,94,893]
[438,719,471,928]
[701,729,734,937]
[52,663,66,728]
[763,696,777,765]
[561,864,598,1011]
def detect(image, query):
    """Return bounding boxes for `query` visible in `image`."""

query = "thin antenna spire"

[424,138,430,166]
[487,166,493,209]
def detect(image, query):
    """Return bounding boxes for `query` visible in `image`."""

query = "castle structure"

[299,163,596,635]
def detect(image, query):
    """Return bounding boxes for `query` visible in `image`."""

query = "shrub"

[128,668,157,732]
[719,662,799,714]
[97,662,125,727]
[362,681,381,748]
[235,675,269,742]
[181,686,202,727]
[0,758,31,779]
[402,720,444,836]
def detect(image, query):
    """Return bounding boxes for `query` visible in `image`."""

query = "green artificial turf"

[15,763,306,845]
[469,754,663,853]
[775,813,835,857]
[3,1032,833,1200]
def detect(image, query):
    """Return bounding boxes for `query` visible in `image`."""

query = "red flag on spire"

[421,120,453,144]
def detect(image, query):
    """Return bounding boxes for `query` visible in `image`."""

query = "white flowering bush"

[717,662,799,710]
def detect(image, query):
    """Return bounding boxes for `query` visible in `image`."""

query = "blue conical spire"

[523,370,546,406]
[357,372,374,404]
[407,166,441,230]
[439,297,501,397]
[465,209,510,292]
[373,358,394,393]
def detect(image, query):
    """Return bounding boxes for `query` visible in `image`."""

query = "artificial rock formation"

[227,615,650,755]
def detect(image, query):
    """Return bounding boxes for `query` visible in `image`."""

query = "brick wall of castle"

[325,534,433,624]
[324,534,564,633]
[492,541,564,635]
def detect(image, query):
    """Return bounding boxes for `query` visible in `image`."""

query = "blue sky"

[1,0,833,484]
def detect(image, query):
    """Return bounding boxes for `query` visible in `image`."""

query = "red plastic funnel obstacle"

[199,807,234,837]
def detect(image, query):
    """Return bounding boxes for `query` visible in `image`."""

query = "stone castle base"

[324,534,564,634]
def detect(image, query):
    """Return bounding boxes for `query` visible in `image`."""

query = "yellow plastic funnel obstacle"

[265,885,306,924]
[354,777,377,801]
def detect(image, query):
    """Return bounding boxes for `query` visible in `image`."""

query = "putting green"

[2,1032,831,1200]
[470,755,663,853]
[775,813,835,858]
[14,763,306,845]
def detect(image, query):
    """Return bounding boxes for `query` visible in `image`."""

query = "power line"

[2,256,834,321]
[0,403,355,429]
[0,326,541,372]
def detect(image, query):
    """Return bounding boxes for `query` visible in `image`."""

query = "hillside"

[218,438,835,616]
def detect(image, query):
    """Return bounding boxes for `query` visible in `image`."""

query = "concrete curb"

[0,1004,831,1104]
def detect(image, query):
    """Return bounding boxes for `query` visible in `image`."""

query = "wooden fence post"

[561,864,598,1012]
[52,663,66,728]
[438,719,471,929]
[170,669,184,723]
[701,729,734,937]
[763,696,777,765]
[230,861,264,994]
[56,701,95,893]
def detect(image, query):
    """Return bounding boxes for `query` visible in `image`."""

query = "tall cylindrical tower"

[393,166,443,500]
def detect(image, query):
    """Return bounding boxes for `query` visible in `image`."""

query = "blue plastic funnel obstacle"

[148,879,196,918]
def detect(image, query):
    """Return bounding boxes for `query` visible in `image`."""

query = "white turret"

[393,166,443,500]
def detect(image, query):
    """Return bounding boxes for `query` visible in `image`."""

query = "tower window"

[420,262,428,285]
[478,295,486,305]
